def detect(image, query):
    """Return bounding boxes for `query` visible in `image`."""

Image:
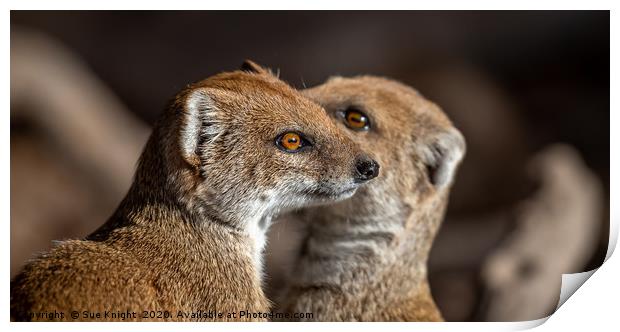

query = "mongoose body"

[11,64,379,321]
[281,76,465,321]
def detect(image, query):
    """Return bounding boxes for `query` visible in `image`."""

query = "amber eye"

[276,132,310,153]
[344,109,370,131]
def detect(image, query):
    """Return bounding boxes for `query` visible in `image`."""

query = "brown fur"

[280,76,466,321]
[11,65,375,321]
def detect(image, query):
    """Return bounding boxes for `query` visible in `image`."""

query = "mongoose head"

[302,76,465,243]
[275,77,463,320]
[136,62,379,233]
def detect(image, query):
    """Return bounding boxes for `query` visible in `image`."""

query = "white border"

[1,0,618,10]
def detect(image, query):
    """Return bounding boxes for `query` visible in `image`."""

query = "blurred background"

[10,11,609,321]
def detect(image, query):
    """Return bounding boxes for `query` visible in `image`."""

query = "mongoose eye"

[343,108,370,131]
[276,132,311,153]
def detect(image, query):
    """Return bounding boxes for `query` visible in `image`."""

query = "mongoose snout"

[354,156,380,182]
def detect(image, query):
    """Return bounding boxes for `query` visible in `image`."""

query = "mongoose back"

[10,62,380,321]
[281,76,465,321]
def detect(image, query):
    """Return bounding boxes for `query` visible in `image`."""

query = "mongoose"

[280,76,465,321]
[10,62,380,322]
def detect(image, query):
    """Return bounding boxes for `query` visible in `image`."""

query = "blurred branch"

[479,144,603,321]
[11,28,150,197]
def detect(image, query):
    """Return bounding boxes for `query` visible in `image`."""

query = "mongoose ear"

[240,59,271,75]
[419,128,466,189]
[179,88,221,168]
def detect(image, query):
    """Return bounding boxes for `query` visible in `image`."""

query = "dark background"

[10,11,610,321]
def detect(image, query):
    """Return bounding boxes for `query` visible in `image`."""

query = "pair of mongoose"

[11,61,464,321]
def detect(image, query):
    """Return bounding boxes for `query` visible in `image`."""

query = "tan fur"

[280,76,466,321]
[11,64,376,321]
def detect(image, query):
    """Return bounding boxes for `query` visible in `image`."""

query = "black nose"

[354,156,380,182]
